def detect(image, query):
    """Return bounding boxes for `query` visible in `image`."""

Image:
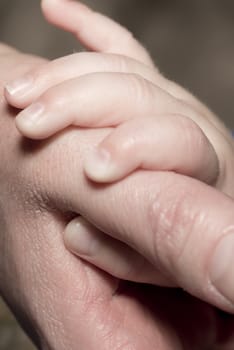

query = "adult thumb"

[64,170,234,314]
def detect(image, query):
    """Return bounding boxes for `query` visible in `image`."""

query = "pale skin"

[7,1,232,190]
[2,1,234,348]
[5,0,234,304]
[1,46,234,350]
[0,45,224,350]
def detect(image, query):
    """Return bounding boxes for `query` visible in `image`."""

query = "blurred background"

[0,0,233,349]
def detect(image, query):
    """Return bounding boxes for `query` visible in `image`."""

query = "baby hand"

[5,1,231,193]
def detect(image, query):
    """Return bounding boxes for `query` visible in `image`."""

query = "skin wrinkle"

[20,216,91,349]
[148,176,234,313]
[176,114,219,184]
[148,177,207,284]
[1,226,44,348]
[214,141,234,196]
[205,225,234,308]
[148,184,188,266]
[18,52,157,109]
[17,133,77,213]
[1,175,104,348]
[168,200,205,266]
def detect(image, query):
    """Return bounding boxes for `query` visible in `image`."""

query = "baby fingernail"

[64,218,98,256]
[84,147,116,181]
[16,103,45,127]
[5,76,33,97]
[209,234,234,304]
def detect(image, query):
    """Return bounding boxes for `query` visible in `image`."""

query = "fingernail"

[64,218,99,256]
[16,103,45,128]
[84,147,116,181]
[209,234,234,304]
[5,76,33,97]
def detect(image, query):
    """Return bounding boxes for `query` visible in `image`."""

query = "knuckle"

[178,114,205,141]
[119,28,136,47]
[148,180,202,276]
[105,53,130,73]
[176,114,210,154]
[175,114,220,183]
[102,125,135,157]
[29,62,50,83]
[40,85,67,109]
[39,88,57,107]
[29,58,60,86]
[126,73,155,103]
[76,51,132,75]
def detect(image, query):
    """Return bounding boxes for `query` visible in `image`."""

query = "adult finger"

[84,114,219,185]
[44,132,234,314]
[41,0,155,67]
[74,171,234,313]
[64,216,174,286]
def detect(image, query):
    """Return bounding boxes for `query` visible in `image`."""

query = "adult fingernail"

[64,218,99,256]
[5,76,33,97]
[16,103,45,128]
[84,147,117,182]
[209,234,234,304]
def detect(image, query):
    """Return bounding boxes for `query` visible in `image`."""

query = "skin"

[7,2,233,192]
[0,44,234,350]
[6,0,234,308]
[0,45,220,350]
[1,1,234,349]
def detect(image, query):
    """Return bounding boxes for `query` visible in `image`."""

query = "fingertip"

[41,0,62,24]
[15,117,34,139]
[64,216,99,256]
[41,0,60,11]
[15,104,53,140]
[41,0,91,30]
[4,87,18,107]
[4,77,33,109]
[84,147,121,183]
[15,119,43,140]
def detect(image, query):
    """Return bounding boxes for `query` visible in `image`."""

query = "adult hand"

[37,0,234,314]
[1,44,234,350]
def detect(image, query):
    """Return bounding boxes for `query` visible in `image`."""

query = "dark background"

[0,0,233,349]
